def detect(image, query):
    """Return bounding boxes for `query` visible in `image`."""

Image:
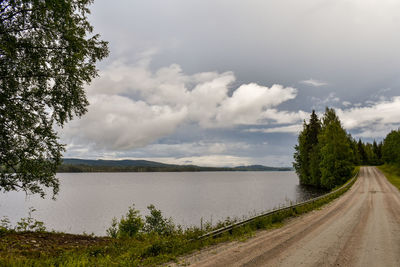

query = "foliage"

[293,107,387,189]
[0,217,12,236]
[1,207,46,235]
[294,108,355,189]
[107,204,176,239]
[115,204,144,238]
[294,110,321,186]
[354,138,383,166]
[382,129,400,167]
[0,0,109,198]
[144,204,175,236]
[105,217,118,238]
[379,129,400,190]
[15,207,46,232]
[318,108,354,189]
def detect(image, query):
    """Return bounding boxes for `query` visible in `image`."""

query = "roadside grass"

[377,164,400,191]
[0,169,359,266]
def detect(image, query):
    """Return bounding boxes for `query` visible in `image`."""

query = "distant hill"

[58,158,293,172]
[233,165,293,171]
[62,158,173,167]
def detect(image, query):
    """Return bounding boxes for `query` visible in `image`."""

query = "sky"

[60,0,400,167]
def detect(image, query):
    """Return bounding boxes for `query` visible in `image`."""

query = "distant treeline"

[294,108,396,190]
[57,160,292,173]
[58,165,233,172]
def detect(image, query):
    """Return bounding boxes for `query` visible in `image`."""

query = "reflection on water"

[295,184,327,202]
[0,171,324,236]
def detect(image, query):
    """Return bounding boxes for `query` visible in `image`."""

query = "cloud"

[300,79,328,87]
[61,95,187,150]
[337,96,400,138]
[157,155,253,167]
[247,124,303,134]
[245,96,400,138]
[342,101,352,107]
[215,84,299,125]
[311,92,340,109]
[225,84,296,110]
[260,109,308,124]
[61,56,302,150]
[132,142,251,157]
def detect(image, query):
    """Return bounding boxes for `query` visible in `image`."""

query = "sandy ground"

[173,167,400,267]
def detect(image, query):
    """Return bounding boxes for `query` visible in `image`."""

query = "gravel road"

[176,166,400,267]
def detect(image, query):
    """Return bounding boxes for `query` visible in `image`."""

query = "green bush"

[107,204,144,238]
[118,205,144,237]
[107,204,178,238]
[144,204,175,235]
[106,217,119,238]
[15,207,46,232]
[1,207,46,233]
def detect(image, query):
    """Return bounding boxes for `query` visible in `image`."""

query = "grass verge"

[377,164,400,191]
[0,169,359,267]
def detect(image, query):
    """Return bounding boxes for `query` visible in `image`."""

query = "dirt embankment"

[175,167,400,267]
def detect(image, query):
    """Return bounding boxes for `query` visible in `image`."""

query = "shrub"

[144,204,175,235]
[118,205,144,238]
[107,204,144,238]
[106,217,118,238]
[15,207,46,232]
[0,217,12,236]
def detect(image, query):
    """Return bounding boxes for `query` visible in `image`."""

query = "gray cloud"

[59,0,400,166]
[300,79,328,87]
[246,124,303,134]
[60,56,304,152]
[337,96,400,138]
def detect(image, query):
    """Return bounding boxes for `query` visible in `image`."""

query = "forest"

[294,108,400,190]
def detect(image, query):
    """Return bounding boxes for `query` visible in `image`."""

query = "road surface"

[177,166,400,267]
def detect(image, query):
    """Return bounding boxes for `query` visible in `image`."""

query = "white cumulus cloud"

[215,84,299,125]
[60,56,302,151]
[61,95,187,150]
[337,96,400,138]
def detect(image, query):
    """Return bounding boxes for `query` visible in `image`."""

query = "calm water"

[0,171,323,236]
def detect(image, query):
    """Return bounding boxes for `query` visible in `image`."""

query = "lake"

[0,171,323,236]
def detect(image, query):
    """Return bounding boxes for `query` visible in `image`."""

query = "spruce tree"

[349,136,361,165]
[307,111,322,186]
[293,110,321,186]
[294,120,310,184]
[357,139,367,165]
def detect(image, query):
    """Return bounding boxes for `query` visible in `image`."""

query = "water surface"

[0,171,323,236]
